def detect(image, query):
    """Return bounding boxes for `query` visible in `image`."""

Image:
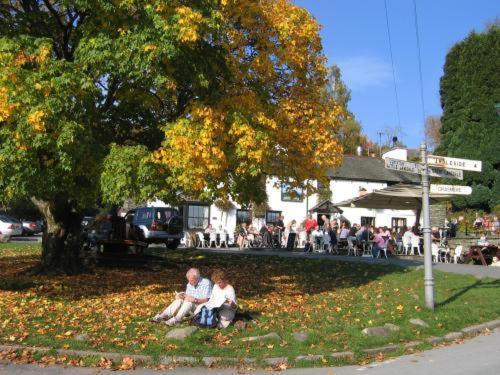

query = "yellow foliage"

[143,44,157,52]
[0,87,17,122]
[154,0,345,199]
[175,6,203,42]
[27,110,47,132]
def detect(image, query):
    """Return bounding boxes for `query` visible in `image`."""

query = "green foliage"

[0,0,228,209]
[326,65,368,154]
[437,25,500,211]
[101,144,149,206]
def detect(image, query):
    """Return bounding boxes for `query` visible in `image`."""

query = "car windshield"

[0,215,20,223]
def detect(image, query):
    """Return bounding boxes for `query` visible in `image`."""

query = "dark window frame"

[184,203,210,230]
[281,183,304,202]
[391,217,407,232]
[361,216,375,227]
[265,210,282,225]
[236,209,252,225]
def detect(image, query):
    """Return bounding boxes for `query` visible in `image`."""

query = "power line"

[412,0,427,142]
[383,0,402,129]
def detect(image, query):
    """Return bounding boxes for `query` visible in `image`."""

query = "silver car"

[0,215,23,237]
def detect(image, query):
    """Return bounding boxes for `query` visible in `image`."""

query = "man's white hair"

[186,268,200,279]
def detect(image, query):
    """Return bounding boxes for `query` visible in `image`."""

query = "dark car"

[21,220,42,235]
[125,207,183,249]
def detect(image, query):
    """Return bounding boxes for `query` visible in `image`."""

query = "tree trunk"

[29,196,85,275]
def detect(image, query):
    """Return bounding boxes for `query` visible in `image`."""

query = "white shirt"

[403,231,413,246]
[311,229,322,238]
[206,284,237,310]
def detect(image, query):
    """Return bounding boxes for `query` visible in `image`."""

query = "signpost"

[428,155,482,172]
[427,166,463,180]
[430,184,472,195]
[385,158,464,180]
[385,158,421,174]
[385,149,482,311]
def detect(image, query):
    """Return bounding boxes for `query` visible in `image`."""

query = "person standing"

[286,220,297,251]
[321,215,330,232]
[304,214,317,241]
[275,215,285,246]
[371,228,386,258]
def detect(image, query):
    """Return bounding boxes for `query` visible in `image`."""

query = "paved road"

[10,235,42,243]
[2,328,499,374]
[199,248,500,279]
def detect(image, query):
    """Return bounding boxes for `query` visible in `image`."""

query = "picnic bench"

[463,245,500,266]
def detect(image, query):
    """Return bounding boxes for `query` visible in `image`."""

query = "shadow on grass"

[0,247,408,301]
[435,279,500,308]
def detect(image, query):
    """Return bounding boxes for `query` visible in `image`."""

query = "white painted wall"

[150,175,417,244]
[382,148,407,161]
[330,180,386,203]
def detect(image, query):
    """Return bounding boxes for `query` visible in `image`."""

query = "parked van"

[124,207,183,249]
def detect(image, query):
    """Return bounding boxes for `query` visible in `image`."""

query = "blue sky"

[295,0,499,148]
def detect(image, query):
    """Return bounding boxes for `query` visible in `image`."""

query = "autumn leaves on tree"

[0,1,345,274]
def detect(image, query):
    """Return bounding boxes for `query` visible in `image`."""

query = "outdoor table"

[464,245,500,266]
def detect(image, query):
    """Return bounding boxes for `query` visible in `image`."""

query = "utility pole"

[420,142,434,309]
[377,131,384,157]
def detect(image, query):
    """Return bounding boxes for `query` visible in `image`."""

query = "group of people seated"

[151,268,237,329]
[236,217,286,249]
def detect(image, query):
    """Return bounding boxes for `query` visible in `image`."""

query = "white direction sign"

[427,166,463,180]
[385,158,463,180]
[385,158,420,174]
[431,184,472,195]
[427,155,482,172]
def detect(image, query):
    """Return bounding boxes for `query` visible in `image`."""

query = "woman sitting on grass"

[195,269,238,328]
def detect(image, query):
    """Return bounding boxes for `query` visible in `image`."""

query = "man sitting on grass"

[151,268,212,326]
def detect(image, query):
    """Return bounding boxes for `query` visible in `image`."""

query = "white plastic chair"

[196,232,208,248]
[209,232,217,248]
[323,233,331,252]
[431,243,440,263]
[377,245,388,259]
[218,231,228,248]
[347,237,357,256]
[453,245,463,264]
[298,231,307,248]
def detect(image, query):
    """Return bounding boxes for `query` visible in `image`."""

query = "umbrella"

[334,184,452,210]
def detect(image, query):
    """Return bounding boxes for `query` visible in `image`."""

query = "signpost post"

[385,150,481,311]
[420,143,434,310]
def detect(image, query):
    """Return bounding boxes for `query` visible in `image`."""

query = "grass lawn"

[1,242,499,368]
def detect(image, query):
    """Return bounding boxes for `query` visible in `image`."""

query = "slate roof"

[326,155,421,184]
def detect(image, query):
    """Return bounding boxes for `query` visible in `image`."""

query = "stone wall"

[430,205,447,228]
[448,235,500,250]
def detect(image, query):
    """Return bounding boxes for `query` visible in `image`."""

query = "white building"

[152,149,419,240]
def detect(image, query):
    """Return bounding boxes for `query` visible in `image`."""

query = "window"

[361,216,375,226]
[236,209,252,225]
[138,209,153,220]
[266,210,282,225]
[155,208,176,221]
[392,218,407,232]
[186,204,209,229]
[281,183,303,202]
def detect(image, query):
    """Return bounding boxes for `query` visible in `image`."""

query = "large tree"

[0,0,344,274]
[325,64,368,154]
[437,24,500,211]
